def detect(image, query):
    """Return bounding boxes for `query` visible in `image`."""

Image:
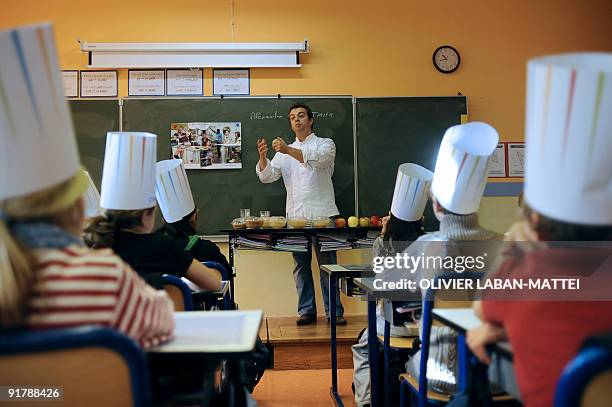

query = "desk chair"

[162,274,195,311]
[400,272,479,407]
[379,321,419,407]
[0,326,150,407]
[203,260,231,280]
[162,274,231,311]
[554,344,612,407]
[203,261,233,309]
[400,272,515,407]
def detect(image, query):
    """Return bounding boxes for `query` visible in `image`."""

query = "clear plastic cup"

[240,208,251,218]
[260,210,270,218]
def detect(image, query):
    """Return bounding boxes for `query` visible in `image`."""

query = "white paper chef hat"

[83,171,101,218]
[100,132,157,210]
[0,23,81,201]
[156,159,195,223]
[431,122,499,214]
[525,53,612,225]
[390,163,433,221]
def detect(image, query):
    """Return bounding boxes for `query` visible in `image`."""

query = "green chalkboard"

[122,97,355,234]
[70,100,120,191]
[356,97,467,231]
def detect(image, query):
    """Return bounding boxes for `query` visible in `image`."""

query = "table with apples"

[221,217,382,310]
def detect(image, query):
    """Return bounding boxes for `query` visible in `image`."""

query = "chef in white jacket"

[256,102,345,326]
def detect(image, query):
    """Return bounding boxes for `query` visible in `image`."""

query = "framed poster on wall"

[487,143,507,177]
[213,69,250,95]
[166,69,204,96]
[128,69,165,96]
[62,70,78,98]
[508,142,525,177]
[80,70,118,98]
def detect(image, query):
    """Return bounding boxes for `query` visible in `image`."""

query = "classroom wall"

[2,0,611,141]
[2,0,610,316]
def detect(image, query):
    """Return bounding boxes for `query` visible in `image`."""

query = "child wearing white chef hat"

[470,52,612,407]
[155,159,231,273]
[0,23,173,347]
[352,163,433,407]
[399,121,503,395]
[86,134,222,292]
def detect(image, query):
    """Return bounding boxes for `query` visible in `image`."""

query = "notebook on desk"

[148,310,263,354]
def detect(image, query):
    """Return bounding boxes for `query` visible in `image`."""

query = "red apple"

[334,217,347,228]
[370,215,381,227]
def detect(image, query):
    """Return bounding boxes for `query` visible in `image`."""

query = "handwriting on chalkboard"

[250,111,283,120]
[249,111,335,120]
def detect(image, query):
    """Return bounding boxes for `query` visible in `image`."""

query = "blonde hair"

[0,170,88,328]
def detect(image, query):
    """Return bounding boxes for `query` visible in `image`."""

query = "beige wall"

[227,246,372,316]
[2,0,610,316]
[2,0,610,144]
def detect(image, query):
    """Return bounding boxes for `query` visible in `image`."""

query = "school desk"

[222,226,380,309]
[191,280,232,310]
[320,264,375,407]
[328,270,414,406]
[432,308,512,359]
[147,310,263,406]
[354,277,409,407]
[148,310,262,355]
[432,308,520,400]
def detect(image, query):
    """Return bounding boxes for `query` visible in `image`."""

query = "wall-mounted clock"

[433,45,460,74]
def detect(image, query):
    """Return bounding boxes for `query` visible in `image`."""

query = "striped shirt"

[27,245,175,349]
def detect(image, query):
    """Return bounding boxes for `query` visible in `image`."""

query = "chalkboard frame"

[70,95,487,237]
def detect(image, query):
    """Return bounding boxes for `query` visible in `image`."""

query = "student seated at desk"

[154,159,231,273]
[395,123,502,394]
[85,134,221,292]
[0,23,173,348]
[352,163,431,407]
[467,52,612,407]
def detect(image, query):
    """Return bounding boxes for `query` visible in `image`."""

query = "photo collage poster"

[171,122,242,170]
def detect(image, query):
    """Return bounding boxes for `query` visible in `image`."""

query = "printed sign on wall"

[80,70,118,98]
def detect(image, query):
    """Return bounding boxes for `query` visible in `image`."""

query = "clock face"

[433,46,460,73]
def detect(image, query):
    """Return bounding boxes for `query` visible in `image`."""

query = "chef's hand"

[257,138,268,159]
[272,137,289,154]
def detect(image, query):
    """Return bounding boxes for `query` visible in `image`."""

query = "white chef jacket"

[255,133,340,219]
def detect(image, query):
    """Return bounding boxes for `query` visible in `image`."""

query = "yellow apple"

[359,217,370,227]
[348,216,359,227]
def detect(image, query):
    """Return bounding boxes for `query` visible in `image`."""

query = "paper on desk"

[150,311,262,353]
